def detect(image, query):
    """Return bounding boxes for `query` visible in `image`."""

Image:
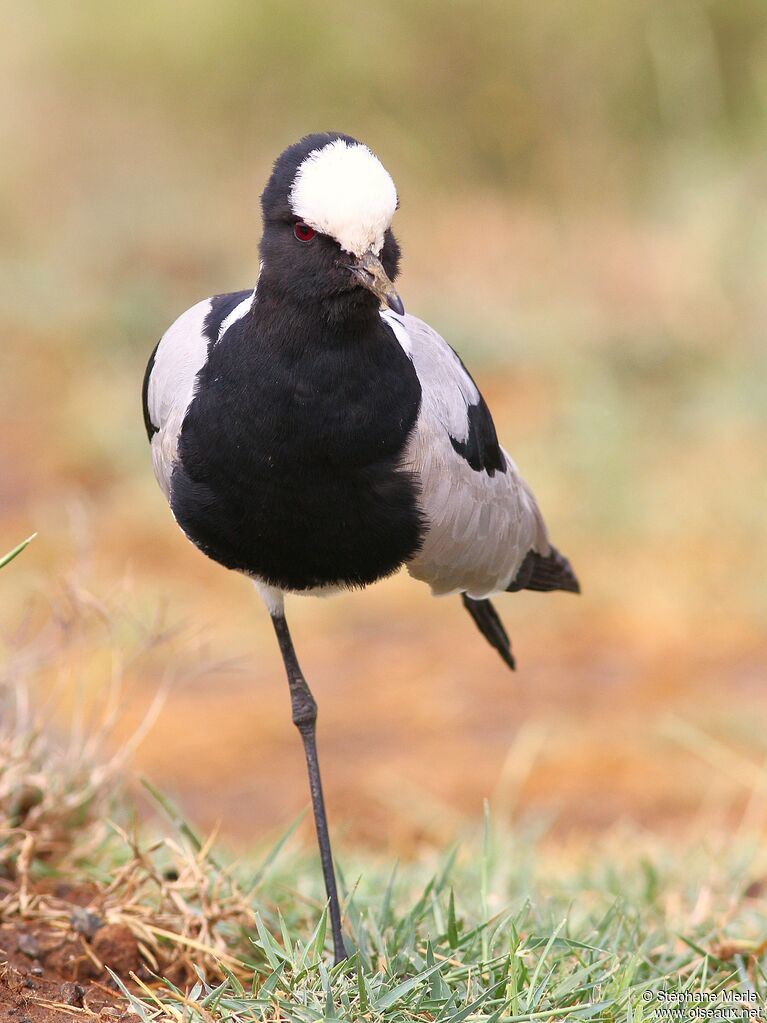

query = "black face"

[258,133,401,314]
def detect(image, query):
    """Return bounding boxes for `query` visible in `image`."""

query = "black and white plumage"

[143,132,579,962]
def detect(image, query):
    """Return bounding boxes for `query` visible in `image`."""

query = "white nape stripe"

[218,288,255,340]
[289,140,397,257]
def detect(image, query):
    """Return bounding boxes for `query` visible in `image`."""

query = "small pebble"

[71,907,104,940]
[61,982,86,1007]
[16,932,39,958]
[31,962,43,976]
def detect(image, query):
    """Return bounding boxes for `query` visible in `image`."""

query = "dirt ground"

[0,883,137,1022]
[121,630,765,853]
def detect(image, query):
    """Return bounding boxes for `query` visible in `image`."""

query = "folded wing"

[381,311,553,600]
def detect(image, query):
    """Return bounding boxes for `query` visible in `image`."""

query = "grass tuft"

[1,577,766,1018]
[3,714,767,1022]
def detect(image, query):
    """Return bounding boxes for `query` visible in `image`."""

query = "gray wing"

[381,310,551,599]
[144,291,254,498]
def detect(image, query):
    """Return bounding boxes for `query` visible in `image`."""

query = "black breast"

[170,307,424,591]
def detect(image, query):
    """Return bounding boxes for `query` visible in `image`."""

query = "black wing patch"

[203,290,253,345]
[449,393,506,476]
[142,340,160,441]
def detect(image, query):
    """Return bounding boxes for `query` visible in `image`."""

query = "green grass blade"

[0,533,36,570]
[375,961,446,1010]
[447,887,459,949]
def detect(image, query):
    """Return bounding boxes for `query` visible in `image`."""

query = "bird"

[142,132,579,964]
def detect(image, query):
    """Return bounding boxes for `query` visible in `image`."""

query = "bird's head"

[259,133,403,317]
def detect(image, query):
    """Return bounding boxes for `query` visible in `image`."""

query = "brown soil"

[0,884,138,1023]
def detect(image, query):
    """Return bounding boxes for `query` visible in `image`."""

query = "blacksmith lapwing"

[142,132,579,963]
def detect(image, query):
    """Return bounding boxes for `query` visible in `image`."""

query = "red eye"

[294,222,315,242]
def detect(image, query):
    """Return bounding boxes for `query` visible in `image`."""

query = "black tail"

[507,545,580,594]
[462,595,515,671]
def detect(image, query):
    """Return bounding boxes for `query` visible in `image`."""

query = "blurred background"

[1,1,766,852]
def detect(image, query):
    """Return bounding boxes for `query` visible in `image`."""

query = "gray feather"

[382,311,550,599]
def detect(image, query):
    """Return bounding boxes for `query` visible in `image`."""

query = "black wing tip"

[561,573,581,595]
[461,594,516,671]
[496,644,517,672]
[508,546,581,595]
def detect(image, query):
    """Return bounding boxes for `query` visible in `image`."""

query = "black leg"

[270,613,346,964]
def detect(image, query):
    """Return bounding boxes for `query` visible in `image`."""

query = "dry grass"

[0,588,259,985]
